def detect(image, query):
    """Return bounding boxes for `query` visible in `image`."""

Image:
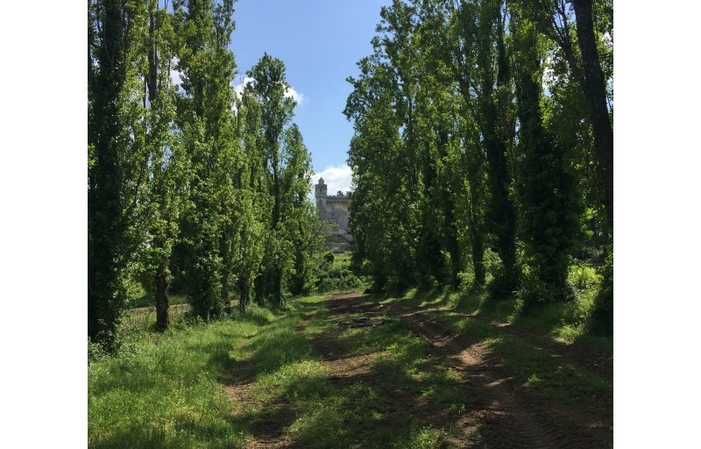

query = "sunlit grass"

[88,318,260,449]
[379,282,612,416]
[227,295,476,447]
[90,284,609,449]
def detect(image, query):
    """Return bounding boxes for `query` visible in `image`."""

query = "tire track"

[327,293,612,449]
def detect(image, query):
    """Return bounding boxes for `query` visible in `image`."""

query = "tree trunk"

[468,185,486,287]
[147,10,158,103]
[220,234,230,313]
[154,262,170,332]
[572,0,614,232]
[239,278,248,313]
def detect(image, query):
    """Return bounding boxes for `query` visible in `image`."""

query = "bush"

[568,262,601,290]
[315,266,368,293]
[587,250,613,337]
[323,251,335,265]
[519,274,575,315]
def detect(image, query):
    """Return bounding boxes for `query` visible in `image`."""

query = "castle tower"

[314,177,327,219]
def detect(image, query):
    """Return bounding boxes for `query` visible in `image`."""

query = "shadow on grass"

[89,415,249,449]
[363,287,613,407]
[225,301,477,448]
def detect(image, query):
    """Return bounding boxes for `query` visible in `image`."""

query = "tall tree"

[231,86,266,312]
[345,52,408,292]
[571,0,613,231]
[449,0,491,288]
[173,0,239,320]
[246,54,312,305]
[510,6,582,305]
[529,0,613,232]
[140,0,190,332]
[280,125,318,296]
[470,0,520,296]
[88,0,149,351]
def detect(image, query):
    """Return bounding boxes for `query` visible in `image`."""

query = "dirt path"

[229,292,613,448]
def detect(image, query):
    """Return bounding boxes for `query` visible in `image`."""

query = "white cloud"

[284,85,305,105]
[170,69,183,87]
[232,76,253,104]
[311,165,353,196]
[233,76,305,105]
[170,57,183,88]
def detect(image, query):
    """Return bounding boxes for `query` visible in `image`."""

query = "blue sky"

[229,0,391,194]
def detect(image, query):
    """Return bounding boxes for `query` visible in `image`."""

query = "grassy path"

[224,291,612,448]
[89,290,612,448]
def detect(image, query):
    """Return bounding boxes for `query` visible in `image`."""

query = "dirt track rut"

[324,293,613,449]
[229,292,613,448]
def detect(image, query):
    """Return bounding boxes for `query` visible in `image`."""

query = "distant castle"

[314,177,353,247]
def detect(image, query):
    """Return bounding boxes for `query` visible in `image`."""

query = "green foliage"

[343,0,613,320]
[568,261,602,291]
[244,54,316,305]
[172,0,240,321]
[88,0,151,352]
[322,251,335,265]
[314,252,369,293]
[587,249,613,336]
[88,0,614,375]
[315,267,368,293]
[510,10,584,307]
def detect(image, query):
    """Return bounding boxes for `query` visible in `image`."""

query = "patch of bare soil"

[226,291,613,448]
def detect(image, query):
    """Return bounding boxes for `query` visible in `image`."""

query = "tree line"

[344,0,612,327]
[88,0,321,352]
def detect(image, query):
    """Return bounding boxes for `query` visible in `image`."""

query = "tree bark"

[154,262,170,332]
[572,0,614,232]
[147,10,158,103]
[220,233,230,313]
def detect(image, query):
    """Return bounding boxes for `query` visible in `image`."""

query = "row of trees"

[344,0,612,315]
[88,0,320,352]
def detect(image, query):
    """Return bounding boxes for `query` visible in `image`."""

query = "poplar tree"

[246,54,314,305]
[231,87,266,312]
[345,52,406,292]
[88,0,149,351]
[472,0,520,296]
[280,125,319,296]
[510,6,581,305]
[528,0,613,234]
[172,0,239,320]
[140,0,189,332]
[345,0,600,301]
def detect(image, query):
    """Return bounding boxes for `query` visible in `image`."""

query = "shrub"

[587,250,613,337]
[568,262,601,290]
[315,266,368,293]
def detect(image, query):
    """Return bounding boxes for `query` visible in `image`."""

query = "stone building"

[314,177,353,247]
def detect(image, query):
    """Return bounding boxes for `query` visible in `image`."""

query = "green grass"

[485,334,612,404]
[374,283,612,416]
[89,318,260,449]
[90,282,610,448]
[332,251,353,267]
[234,295,472,447]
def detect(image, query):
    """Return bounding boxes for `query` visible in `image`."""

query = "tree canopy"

[88,0,320,351]
[88,0,614,352]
